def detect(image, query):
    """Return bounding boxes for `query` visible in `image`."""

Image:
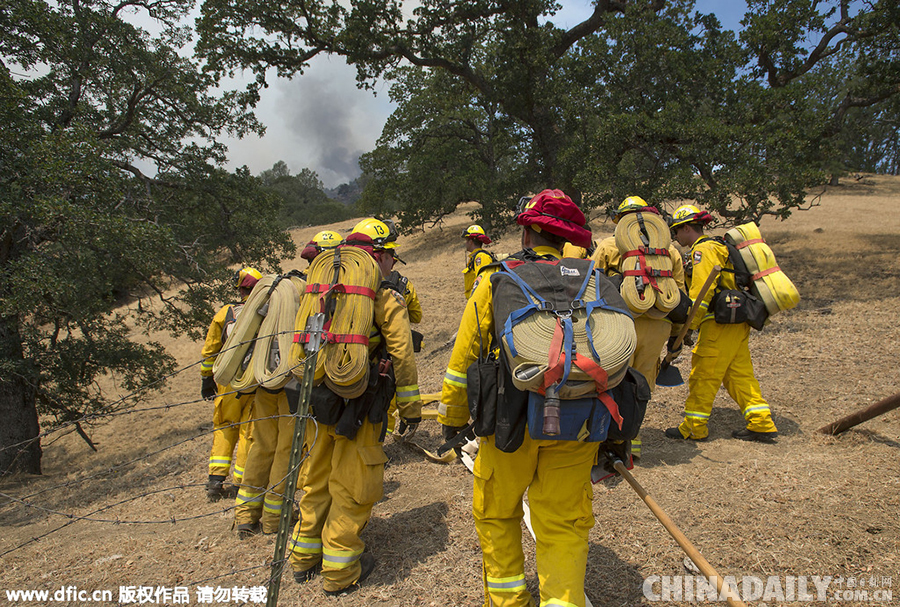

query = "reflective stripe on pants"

[474,433,595,607]
[233,389,294,532]
[678,321,777,439]
[289,417,387,593]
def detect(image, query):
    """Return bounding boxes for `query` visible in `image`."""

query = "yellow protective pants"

[209,389,255,483]
[385,395,397,433]
[289,417,387,593]
[234,389,295,533]
[628,316,671,457]
[473,432,596,607]
[677,322,777,440]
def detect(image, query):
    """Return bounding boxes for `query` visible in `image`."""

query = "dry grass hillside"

[1,175,899,607]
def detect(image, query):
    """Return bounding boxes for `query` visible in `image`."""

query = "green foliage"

[196,0,900,230]
[359,66,527,233]
[257,162,357,228]
[0,0,295,471]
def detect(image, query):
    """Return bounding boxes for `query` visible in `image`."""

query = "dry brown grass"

[2,176,899,606]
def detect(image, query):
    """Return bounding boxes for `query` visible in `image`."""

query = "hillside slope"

[2,176,899,606]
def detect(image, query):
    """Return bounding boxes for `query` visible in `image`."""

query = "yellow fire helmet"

[352,218,397,250]
[613,196,649,223]
[669,204,714,229]
[461,224,493,244]
[313,230,342,249]
[234,267,262,289]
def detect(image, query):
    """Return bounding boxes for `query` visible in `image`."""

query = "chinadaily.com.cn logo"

[642,575,893,602]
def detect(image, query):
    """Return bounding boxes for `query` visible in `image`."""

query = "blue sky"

[222,1,749,187]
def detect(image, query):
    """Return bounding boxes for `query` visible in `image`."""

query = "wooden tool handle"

[613,460,748,607]
[817,391,900,435]
[663,264,722,364]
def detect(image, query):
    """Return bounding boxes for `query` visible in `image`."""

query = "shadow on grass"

[364,500,450,585]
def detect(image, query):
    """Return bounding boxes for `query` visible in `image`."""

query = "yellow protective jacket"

[404,278,423,324]
[384,270,422,324]
[687,235,737,331]
[592,236,686,291]
[439,245,561,427]
[370,286,422,421]
[463,249,495,299]
[561,241,592,259]
[200,302,242,378]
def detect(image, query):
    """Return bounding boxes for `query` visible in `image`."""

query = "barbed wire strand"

[0,329,301,458]
[0,415,322,558]
[3,411,306,505]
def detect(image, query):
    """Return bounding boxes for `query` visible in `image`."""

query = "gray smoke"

[275,57,391,187]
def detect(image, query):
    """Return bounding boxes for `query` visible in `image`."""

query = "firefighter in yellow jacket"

[200,267,261,500]
[592,197,686,458]
[665,205,778,442]
[440,190,602,607]
[354,219,423,433]
[289,219,423,596]
[233,238,342,535]
[462,224,495,299]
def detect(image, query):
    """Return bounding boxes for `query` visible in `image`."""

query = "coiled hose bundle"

[725,222,800,316]
[291,245,380,399]
[252,274,306,391]
[213,275,276,389]
[492,261,637,395]
[506,274,636,393]
[615,211,680,317]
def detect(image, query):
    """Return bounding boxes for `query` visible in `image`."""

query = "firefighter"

[439,190,607,607]
[591,196,686,458]
[233,386,295,536]
[462,224,495,299]
[353,218,423,433]
[665,204,778,442]
[300,230,342,265]
[289,219,423,595]
[200,267,261,501]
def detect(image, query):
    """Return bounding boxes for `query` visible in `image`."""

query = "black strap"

[436,421,477,457]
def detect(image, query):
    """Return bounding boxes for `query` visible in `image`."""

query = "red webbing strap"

[540,320,567,394]
[735,238,765,249]
[623,246,669,257]
[305,283,376,299]
[620,252,666,293]
[750,266,780,281]
[623,269,673,278]
[305,282,377,316]
[294,332,369,346]
[572,354,624,430]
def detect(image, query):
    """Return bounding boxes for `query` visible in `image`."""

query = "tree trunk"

[0,315,42,475]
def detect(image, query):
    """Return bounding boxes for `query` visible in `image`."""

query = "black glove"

[201,376,217,401]
[666,336,684,360]
[682,329,695,348]
[442,424,469,442]
[398,417,421,438]
[598,440,631,478]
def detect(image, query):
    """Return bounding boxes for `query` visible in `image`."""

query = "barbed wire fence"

[0,330,323,603]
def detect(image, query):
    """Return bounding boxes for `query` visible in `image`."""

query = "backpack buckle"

[537,301,554,312]
[554,309,572,320]
[570,299,585,310]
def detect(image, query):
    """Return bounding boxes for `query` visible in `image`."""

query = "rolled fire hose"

[615,211,680,316]
[725,222,800,316]
[505,274,636,392]
[213,275,276,388]
[252,275,305,391]
[291,246,380,399]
